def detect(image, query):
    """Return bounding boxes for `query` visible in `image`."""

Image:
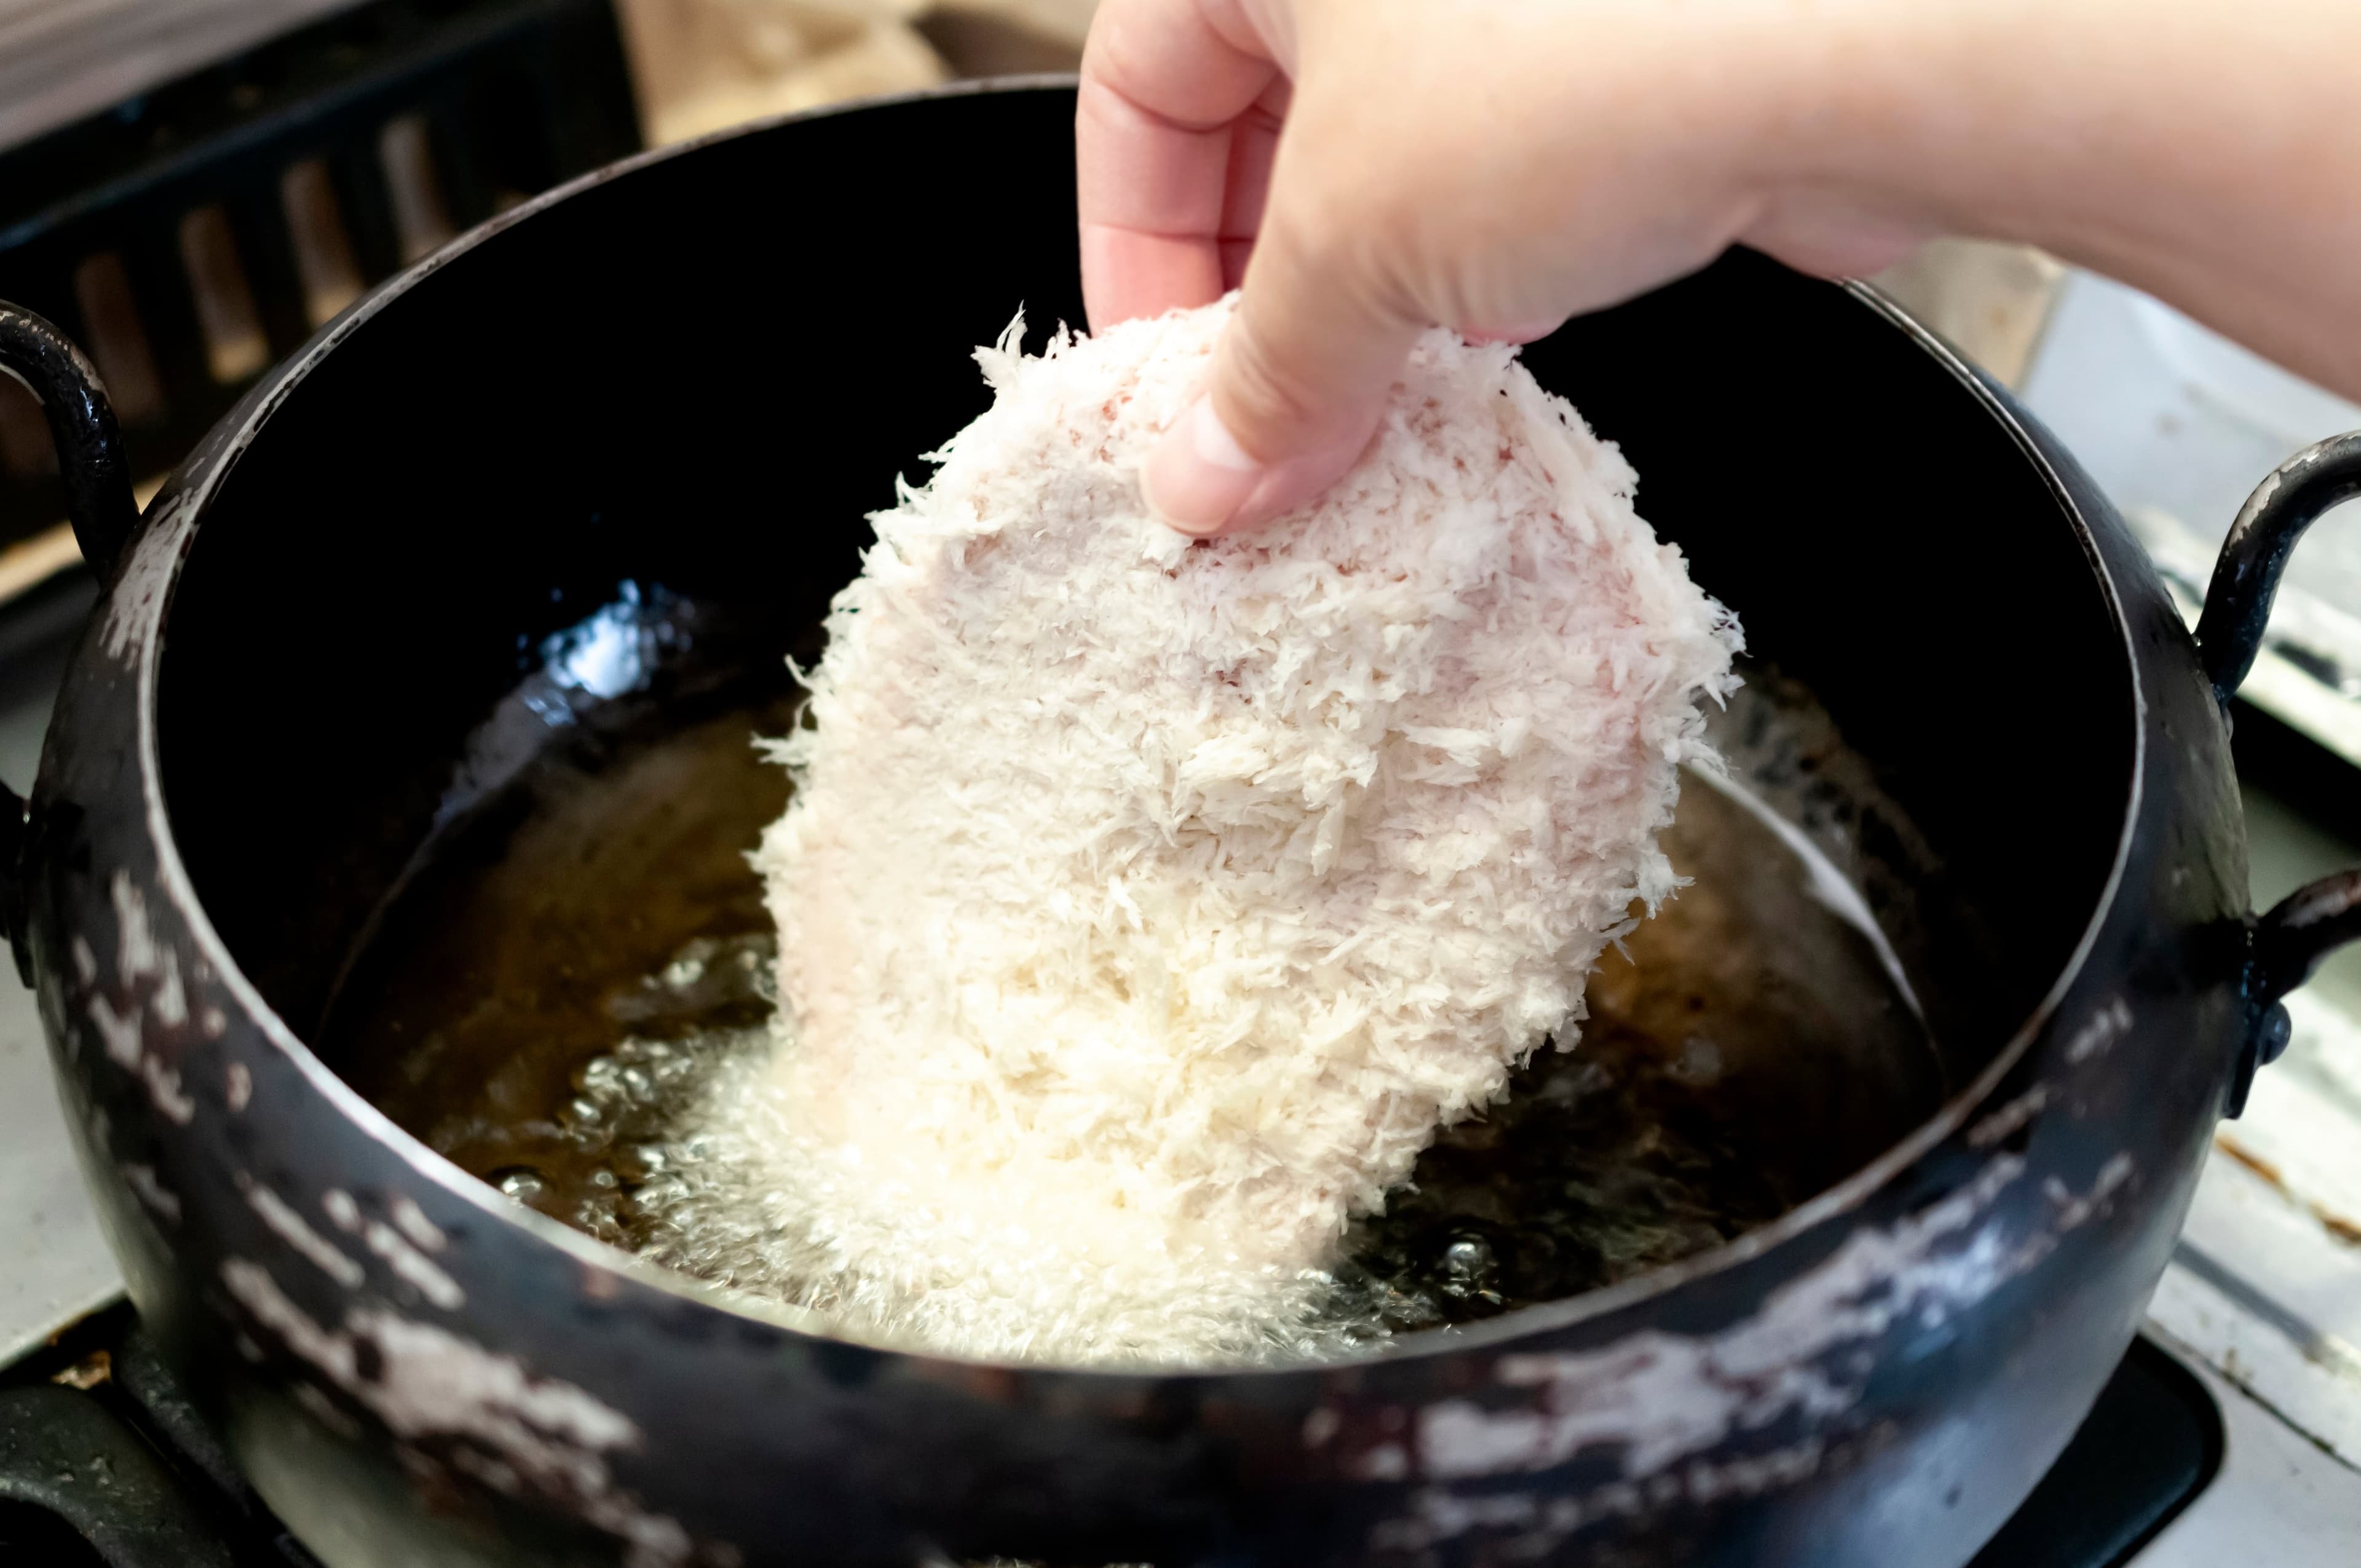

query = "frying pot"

[4,80,2359,1568]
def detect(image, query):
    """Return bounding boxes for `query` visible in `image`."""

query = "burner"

[0,1309,322,1567]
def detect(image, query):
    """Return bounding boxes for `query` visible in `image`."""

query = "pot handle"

[2195,430,2361,704]
[2191,430,2361,1114]
[0,301,139,969]
[0,303,140,577]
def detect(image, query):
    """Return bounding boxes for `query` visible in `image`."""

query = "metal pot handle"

[0,303,139,576]
[0,301,139,962]
[2191,430,2361,1112]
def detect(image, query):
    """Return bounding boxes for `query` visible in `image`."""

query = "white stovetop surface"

[0,678,117,1366]
[1,679,2356,1559]
[2135,785,2361,1561]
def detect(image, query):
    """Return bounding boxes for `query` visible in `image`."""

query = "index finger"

[1077,0,1280,328]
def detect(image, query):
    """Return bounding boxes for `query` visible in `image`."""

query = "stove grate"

[0,0,641,550]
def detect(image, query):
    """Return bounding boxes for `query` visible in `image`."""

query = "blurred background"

[0,0,1092,594]
[611,0,1093,143]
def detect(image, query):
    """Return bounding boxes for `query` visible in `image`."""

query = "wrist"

[1768,0,2361,400]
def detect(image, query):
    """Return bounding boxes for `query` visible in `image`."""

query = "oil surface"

[324,694,1944,1345]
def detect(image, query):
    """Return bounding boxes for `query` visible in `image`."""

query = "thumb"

[1142,189,1423,537]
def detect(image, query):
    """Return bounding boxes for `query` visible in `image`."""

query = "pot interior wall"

[152,88,2135,1207]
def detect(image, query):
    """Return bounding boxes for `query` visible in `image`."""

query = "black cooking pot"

[5,79,2359,1568]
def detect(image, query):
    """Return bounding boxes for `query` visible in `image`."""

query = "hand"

[1078,0,2361,536]
[1077,0,1928,535]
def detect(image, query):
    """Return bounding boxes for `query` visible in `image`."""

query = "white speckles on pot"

[1414,1155,2030,1484]
[141,1055,192,1123]
[1967,1084,2051,1149]
[2043,1152,2136,1230]
[99,491,190,664]
[1378,1133,2143,1549]
[370,1223,465,1310]
[224,1059,251,1111]
[238,1172,364,1289]
[323,1188,465,1310]
[390,1197,448,1253]
[149,951,188,1028]
[78,871,205,1124]
[122,1161,182,1224]
[1385,1138,2145,1551]
[89,992,141,1069]
[1370,1431,1840,1558]
[2064,997,2135,1064]
[87,984,196,1123]
[220,1258,695,1568]
[111,869,159,979]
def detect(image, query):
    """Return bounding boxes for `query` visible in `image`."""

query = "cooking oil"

[323,687,1940,1360]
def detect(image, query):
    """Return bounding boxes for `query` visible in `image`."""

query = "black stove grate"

[0,0,641,550]
[0,1306,320,1567]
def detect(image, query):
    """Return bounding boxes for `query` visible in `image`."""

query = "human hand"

[1077,0,1931,536]
[1078,0,2361,537]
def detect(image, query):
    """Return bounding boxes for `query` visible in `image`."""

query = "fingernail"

[1144,397,1265,536]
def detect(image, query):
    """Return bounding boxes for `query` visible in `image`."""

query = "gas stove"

[1,564,2355,1565]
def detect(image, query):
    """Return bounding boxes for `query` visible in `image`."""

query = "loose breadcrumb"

[730,298,1741,1364]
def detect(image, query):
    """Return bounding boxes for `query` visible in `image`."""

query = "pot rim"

[114,76,2148,1375]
